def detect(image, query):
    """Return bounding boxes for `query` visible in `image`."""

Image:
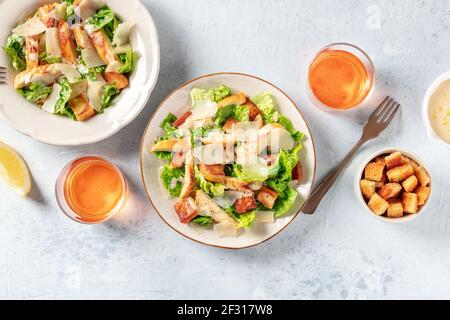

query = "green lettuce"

[190,85,232,104]
[266,144,302,194]
[273,186,298,217]
[39,52,61,64]
[214,105,235,126]
[233,105,250,122]
[154,152,173,161]
[86,66,107,81]
[160,165,184,197]
[194,165,225,197]
[225,206,256,228]
[192,216,213,226]
[101,84,119,110]
[55,77,76,120]
[86,6,115,31]
[278,114,304,142]
[3,34,25,71]
[17,82,52,103]
[118,47,133,74]
[251,92,279,124]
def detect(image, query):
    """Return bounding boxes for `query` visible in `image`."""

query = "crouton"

[218,92,247,108]
[360,179,376,200]
[199,164,225,177]
[242,99,261,120]
[364,162,386,182]
[386,164,414,182]
[173,111,192,128]
[402,156,419,169]
[375,181,385,189]
[195,190,238,226]
[402,175,418,193]
[414,166,431,186]
[257,186,279,209]
[378,183,403,200]
[368,193,389,216]
[374,156,386,164]
[387,199,404,218]
[385,152,404,169]
[235,196,257,214]
[402,193,419,214]
[415,186,431,206]
[150,139,183,153]
[174,197,198,224]
[222,117,238,133]
[104,72,129,90]
[292,161,303,182]
[68,95,96,121]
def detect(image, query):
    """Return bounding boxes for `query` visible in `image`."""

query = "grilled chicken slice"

[58,21,78,64]
[68,95,96,121]
[37,4,58,28]
[198,164,250,192]
[103,72,129,90]
[150,139,185,153]
[179,150,195,199]
[72,25,93,49]
[195,190,239,227]
[14,64,62,89]
[217,92,247,108]
[25,35,40,70]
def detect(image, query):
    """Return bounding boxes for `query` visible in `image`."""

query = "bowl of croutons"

[356,149,432,222]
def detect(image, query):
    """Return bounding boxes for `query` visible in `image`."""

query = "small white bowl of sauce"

[423,72,450,145]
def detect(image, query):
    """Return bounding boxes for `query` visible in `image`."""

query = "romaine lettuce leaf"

[160,165,184,197]
[278,114,304,142]
[251,92,279,124]
[266,144,302,193]
[86,6,115,31]
[192,216,213,226]
[3,34,25,71]
[225,206,256,228]
[190,85,232,104]
[101,84,119,110]
[273,186,298,217]
[214,105,235,126]
[234,105,250,122]
[194,165,225,197]
[118,46,133,74]
[55,77,76,120]
[17,82,52,103]
[154,151,173,161]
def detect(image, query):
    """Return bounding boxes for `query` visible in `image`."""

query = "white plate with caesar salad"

[0,0,159,145]
[140,73,316,249]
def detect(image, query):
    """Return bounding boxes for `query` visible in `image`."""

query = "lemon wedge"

[0,141,32,196]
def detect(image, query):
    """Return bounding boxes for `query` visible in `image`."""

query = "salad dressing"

[428,79,450,143]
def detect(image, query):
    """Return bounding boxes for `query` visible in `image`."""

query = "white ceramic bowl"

[140,73,317,249]
[355,148,432,223]
[0,0,160,146]
[423,71,450,146]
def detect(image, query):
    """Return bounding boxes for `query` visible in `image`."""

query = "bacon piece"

[292,161,303,181]
[173,111,192,128]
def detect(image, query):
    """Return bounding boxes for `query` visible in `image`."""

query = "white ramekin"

[355,148,432,223]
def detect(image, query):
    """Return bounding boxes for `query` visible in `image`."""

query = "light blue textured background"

[1,0,450,299]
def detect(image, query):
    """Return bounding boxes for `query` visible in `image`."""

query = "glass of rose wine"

[55,156,128,224]
[307,43,375,111]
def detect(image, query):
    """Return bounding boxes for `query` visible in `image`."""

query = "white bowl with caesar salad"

[0,0,159,145]
[140,73,317,249]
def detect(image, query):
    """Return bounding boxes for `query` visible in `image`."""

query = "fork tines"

[0,67,7,84]
[370,95,400,125]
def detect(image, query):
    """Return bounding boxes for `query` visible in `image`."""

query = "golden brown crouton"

[174,197,198,224]
[218,92,247,108]
[360,179,376,200]
[257,186,279,209]
[374,156,386,164]
[414,166,431,186]
[387,199,404,218]
[68,95,96,121]
[378,183,403,200]
[104,72,129,90]
[242,99,261,121]
[375,181,385,189]
[385,152,404,169]
[368,193,389,216]
[235,196,257,214]
[386,164,414,182]
[402,156,419,169]
[402,193,419,214]
[415,186,431,206]
[402,175,418,193]
[364,162,386,182]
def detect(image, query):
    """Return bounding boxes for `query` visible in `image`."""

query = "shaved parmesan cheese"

[87,81,105,111]
[83,23,98,35]
[113,44,132,54]
[191,100,218,120]
[75,0,106,20]
[12,17,46,37]
[53,64,81,83]
[113,22,133,46]
[255,211,275,223]
[48,3,68,21]
[193,144,228,165]
[42,83,61,114]
[70,79,88,99]
[45,28,61,57]
[231,121,260,142]
[81,48,105,68]
[213,191,244,209]
[105,61,123,73]
[266,128,295,154]
[214,223,239,238]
